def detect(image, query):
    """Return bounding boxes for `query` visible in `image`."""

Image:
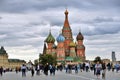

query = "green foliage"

[34,59,39,66]
[39,54,57,65]
[94,56,102,63]
[74,57,81,62]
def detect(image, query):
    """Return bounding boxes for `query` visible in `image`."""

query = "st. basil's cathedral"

[43,10,86,64]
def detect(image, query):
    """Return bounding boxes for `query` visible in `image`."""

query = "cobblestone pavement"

[0,70,120,80]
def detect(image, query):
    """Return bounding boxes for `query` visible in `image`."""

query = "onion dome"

[45,32,55,43]
[76,32,84,40]
[65,9,68,15]
[56,34,65,42]
[69,41,76,47]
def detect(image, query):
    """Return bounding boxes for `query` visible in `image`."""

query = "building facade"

[0,46,26,69]
[43,10,86,64]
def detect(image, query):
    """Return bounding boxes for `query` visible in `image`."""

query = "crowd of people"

[0,61,120,79]
[19,61,120,79]
[64,61,120,79]
[20,63,57,77]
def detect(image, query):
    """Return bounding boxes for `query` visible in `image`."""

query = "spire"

[79,27,81,33]
[62,9,73,40]
[49,25,51,33]
[64,9,70,27]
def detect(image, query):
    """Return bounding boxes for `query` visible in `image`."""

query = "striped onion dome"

[45,32,55,43]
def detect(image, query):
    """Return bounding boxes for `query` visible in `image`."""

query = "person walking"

[52,64,56,75]
[15,67,18,73]
[95,61,102,79]
[36,64,40,75]
[111,63,115,72]
[93,63,96,75]
[79,63,83,72]
[115,62,120,73]
[44,63,49,76]
[21,64,27,77]
[101,61,106,79]
[65,64,68,73]
[75,64,78,74]
[107,63,111,71]
[49,64,53,75]
[68,64,72,73]
[31,65,35,77]
[82,63,85,71]
[85,62,90,72]
[0,66,3,76]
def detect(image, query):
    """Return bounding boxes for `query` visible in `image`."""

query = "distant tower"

[112,51,116,62]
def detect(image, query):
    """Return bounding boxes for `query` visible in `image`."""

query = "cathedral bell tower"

[62,9,73,56]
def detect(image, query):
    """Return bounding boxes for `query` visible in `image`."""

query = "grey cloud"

[0,0,120,13]
[0,23,57,47]
[93,24,120,34]
[81,17,120,24]
[25,14,63,27]
[93,17,114,23]
[0,0,65,13]
[85,39,120,46]
[89,19,120,35]
[71,22,120,37]
[0,16,2,19]
[86,26,120,36]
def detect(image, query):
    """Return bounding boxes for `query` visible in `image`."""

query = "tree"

[39,54,57,65]
[94,56,102,63]
[34,59,39,66]
[74,57,81,62]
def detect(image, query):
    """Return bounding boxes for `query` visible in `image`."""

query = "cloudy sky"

[0,0,120,62]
